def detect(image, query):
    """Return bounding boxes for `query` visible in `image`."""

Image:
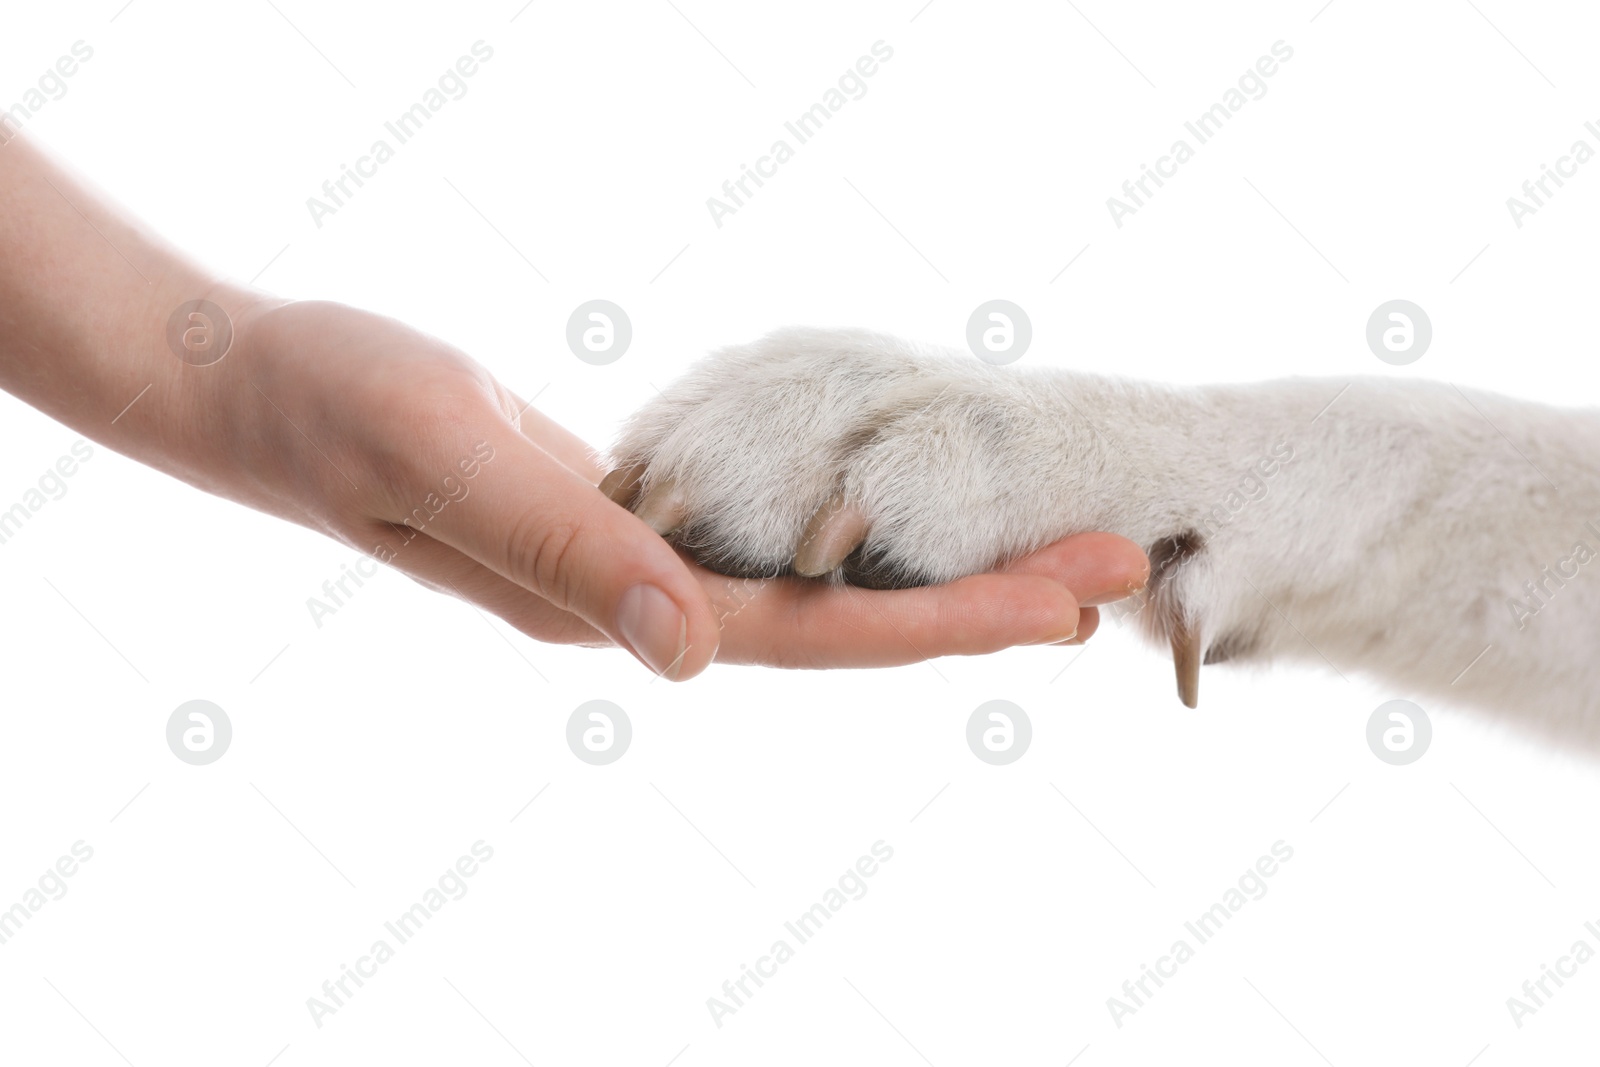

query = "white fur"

[612,327,1600,737]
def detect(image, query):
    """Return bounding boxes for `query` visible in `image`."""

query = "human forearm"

[0,134,277,476]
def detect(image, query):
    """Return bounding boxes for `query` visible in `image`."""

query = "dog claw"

[794,493,870,577]
[634,479,687,537]
[1172,619,1201,709]
[599,461,648,508]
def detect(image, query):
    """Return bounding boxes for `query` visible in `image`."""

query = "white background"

[3,0,1599,1063]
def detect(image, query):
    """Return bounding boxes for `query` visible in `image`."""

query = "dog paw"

[602,327,1106,589]
[603,327,1353,707]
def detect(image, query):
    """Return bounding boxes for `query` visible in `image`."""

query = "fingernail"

[617,583,689,680]
[1081,573,1149,608]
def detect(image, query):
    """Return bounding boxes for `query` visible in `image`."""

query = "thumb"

[409,427,721,680]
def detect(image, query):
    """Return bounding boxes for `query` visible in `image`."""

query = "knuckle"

[505,507,584,605]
